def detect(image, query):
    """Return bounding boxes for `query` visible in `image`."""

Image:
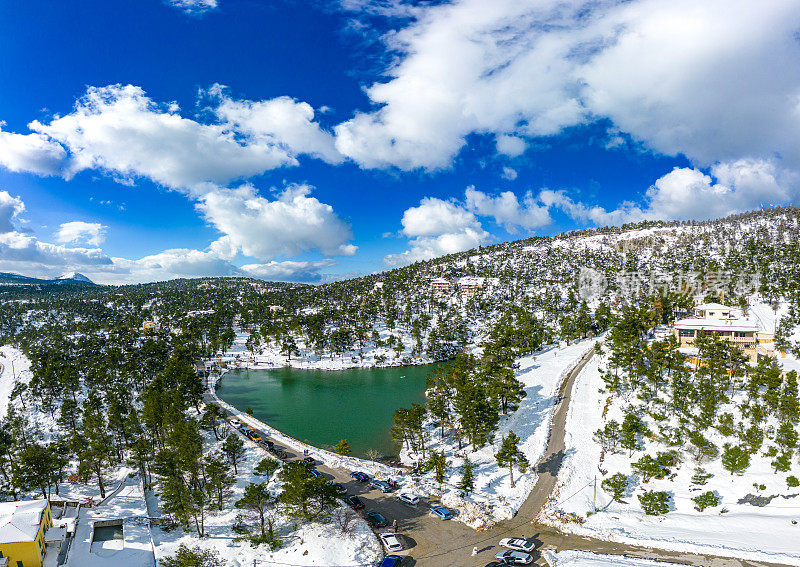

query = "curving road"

[209,352,792,567]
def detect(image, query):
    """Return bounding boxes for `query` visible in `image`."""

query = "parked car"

[499,538,536,553]
[364,510,388,528]
[379,533,404,552]
[370,479,393,493]
[247,431,262,443]
[345,495,365,510]
[397,493,419,506]
[483,563,505,567]
[430,506,454,520]
[229,419,242,429]
[308,469,323,478]
[350,471,370,482]
[379,555,403,567]
[258,439,274,450]
[329,482,347,494]
[303,456,315,465]
[494,550,533,565]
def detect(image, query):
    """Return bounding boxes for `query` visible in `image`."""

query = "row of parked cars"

[349,470,455,521]
[485,538,538,565]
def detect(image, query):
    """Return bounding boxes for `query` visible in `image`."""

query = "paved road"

[210,353,792,567]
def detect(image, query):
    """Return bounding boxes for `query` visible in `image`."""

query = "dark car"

[258,439,274,450]
[308,469,323,478]
[484,563,505,567]
[303,456,315,465]
[364,510,388,528]
[370,479,393,493]
[329,482,347,494]
[350,471,370,482]
[379,555,403,567]
[345,495,365,510]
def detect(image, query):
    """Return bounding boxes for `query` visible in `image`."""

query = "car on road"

[370,479,393,493]
[379,533,404,552]
[247,431,262,442]
[350,471,370,482]
[397,493,419,506]
[345,495,365,510]
[364,510,388,528]
[430,505,454,520]
[494,550,533,565]
[499,538,536,553]
[379,555,403,567]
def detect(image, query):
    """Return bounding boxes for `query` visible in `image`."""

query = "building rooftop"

[675,318,759,332]
[0,499,47,544]
[695,302,732,311]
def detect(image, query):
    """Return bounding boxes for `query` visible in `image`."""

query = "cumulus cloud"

[55,221,107,246]
[197,183,357,261]
[464,187,550,233]
[384,196,491,265]
[544,158,798,226]
[0,127,67,176]
[0,191,25,233]
[166,0,218,16]
[0,231,112,270]
[210,86,343,165]
[334,0,800,175]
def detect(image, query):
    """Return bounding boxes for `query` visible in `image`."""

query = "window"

[17,560,24,567]
[734,331,748,338]
[679,329,695,338]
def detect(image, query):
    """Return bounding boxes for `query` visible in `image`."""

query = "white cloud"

[0,231,112,270]
[0,127,66,176]
[55,221,107,246]
[210,86,343,165]
[464,186,551,232]
[166,0,217,16]
[384,196,491,265]
[0,191,25,233]
[501,167,518,181]
[240,260,336,282]
[545,158,798,226]
[334,0,800,176]
[197,183,357,261]
[28,85,299,192]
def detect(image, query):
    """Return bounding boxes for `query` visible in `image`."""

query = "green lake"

[216,363,442,459]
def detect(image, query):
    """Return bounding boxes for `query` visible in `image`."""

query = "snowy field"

[543,550,686,567]
[541,354,800,566]
[400,339,597,528]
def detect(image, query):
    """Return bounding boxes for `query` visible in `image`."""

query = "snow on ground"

[399,340,597,528]
[541,355,800,566]
[149,415,383,567]
[543,550,686,567]
[0,345,31,416]
[66,475,155,567]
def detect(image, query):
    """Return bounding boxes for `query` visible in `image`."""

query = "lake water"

[216,363,441,459]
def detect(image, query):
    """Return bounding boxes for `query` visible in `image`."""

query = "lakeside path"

[207,352,793,567]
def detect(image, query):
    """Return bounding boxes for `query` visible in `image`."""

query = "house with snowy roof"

[673,303,776,363]
[0,499,53,567]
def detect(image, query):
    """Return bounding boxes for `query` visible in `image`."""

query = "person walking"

[392,519,398,533]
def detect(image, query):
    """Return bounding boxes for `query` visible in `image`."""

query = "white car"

[397,493,419,506]
[494,550,533,565]
[499,538,535,553]
[379,533,404,552]
[229,418,242,429]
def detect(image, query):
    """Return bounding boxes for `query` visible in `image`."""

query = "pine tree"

[457,458,475,495]
[236,482,277,540]
[495,431,529,488]
[333,439,351,455]
[221,434,246,475]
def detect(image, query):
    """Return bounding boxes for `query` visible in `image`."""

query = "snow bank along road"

[207,353,793,567]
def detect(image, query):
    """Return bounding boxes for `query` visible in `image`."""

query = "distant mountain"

[0,271,95,285]
[56,272,94,284]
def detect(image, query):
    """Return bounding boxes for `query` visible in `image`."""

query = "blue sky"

[0,0,798,283]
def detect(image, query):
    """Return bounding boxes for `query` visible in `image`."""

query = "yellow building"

[673,303,775,363]
[0,499,52,567]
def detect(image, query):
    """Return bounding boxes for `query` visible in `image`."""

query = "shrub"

[692,491,720,511]
[638,490,670,516]
[721,444,750,476]
[787,475,800,488]
[691,468,712,485]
